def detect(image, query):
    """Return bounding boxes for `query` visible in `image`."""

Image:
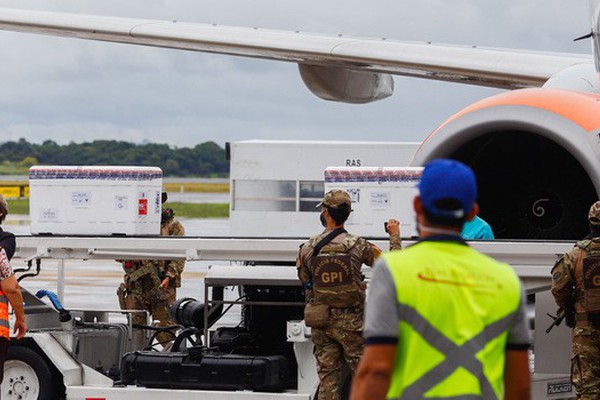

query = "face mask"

[320,212,327,227]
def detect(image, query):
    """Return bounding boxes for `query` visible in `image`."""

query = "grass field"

[0,165,29,175]
[163,182,229,193]
[168,202,229,218]
[7,199,28,215]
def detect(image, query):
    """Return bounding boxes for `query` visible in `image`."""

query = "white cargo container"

[324,166,423,238]
[228,140,420,237]
[29,166,163,236]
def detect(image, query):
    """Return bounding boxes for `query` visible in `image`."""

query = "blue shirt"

[462,216,494,240]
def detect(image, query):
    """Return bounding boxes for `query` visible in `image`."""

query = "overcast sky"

[0,0,592,147]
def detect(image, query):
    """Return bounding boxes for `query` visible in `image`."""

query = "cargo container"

[324,166,423,238]
[228,140,419,237]
[29,166,162,236]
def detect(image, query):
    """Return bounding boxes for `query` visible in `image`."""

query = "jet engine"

[298,64,394,104]
[412,88,600,240]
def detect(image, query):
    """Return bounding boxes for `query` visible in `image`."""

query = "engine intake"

[413,88,600,240]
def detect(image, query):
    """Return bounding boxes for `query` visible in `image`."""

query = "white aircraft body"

[1,3,600,239]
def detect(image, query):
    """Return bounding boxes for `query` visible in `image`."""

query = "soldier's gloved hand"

[386,219,401,236]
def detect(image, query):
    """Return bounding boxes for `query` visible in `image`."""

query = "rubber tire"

[2,346,56,400]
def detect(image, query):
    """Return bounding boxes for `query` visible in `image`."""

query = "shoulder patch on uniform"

[342,234,359,249]
[552,271,562,281]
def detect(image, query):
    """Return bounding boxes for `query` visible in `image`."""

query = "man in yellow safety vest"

[350,159,531,400]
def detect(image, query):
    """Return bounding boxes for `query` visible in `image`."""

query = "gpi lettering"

[321,272,344,283]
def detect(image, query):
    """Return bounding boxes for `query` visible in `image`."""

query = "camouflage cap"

[316,190,352,209]
[0,194,7,216]
[589,201,600,225]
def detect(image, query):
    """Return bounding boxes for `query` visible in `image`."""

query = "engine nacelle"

[298,64,394,104]
[412,88,600,240]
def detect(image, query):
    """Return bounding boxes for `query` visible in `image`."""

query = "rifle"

[546,304,575,334]
[545,310,565,334]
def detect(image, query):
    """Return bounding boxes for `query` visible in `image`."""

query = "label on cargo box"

[71,191,91,207]
[115,195,128,210]
[39,208,59,221]
[347,188,360,203]
[371,191,390,208]
[547,381,572,395]
[154,191,161,214]
[138,198,148,215]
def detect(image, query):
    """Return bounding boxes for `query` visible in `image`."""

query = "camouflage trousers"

[572,326,600,399]
[126,288,176,348]
[311,311,364,400]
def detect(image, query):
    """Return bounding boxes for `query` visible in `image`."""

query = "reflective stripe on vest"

[0,290,9,338]
[391,303,516,400]
[382,240,521,399]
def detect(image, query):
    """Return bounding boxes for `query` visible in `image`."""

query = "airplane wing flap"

[331,40,590,86]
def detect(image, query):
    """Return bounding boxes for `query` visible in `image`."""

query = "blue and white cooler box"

[29,166,163,236]
[324,166,423,238]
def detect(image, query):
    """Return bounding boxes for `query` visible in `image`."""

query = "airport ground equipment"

[2,236,578,399]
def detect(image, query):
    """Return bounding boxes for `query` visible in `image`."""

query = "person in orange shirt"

[0,194,27,383]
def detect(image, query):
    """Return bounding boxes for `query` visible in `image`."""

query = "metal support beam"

[14,235,573,291]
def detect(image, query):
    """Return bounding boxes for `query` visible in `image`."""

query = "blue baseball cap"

[418,159,477,219]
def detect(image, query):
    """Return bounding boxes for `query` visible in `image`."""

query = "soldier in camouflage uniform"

[158,206,186,305]
[552,201,600,399]
[297,190,402,400]
[119,259,176,348]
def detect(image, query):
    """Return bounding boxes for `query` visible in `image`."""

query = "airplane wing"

[0,8,592,102]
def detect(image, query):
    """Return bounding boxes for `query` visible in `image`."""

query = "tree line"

[0,139,229,177]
